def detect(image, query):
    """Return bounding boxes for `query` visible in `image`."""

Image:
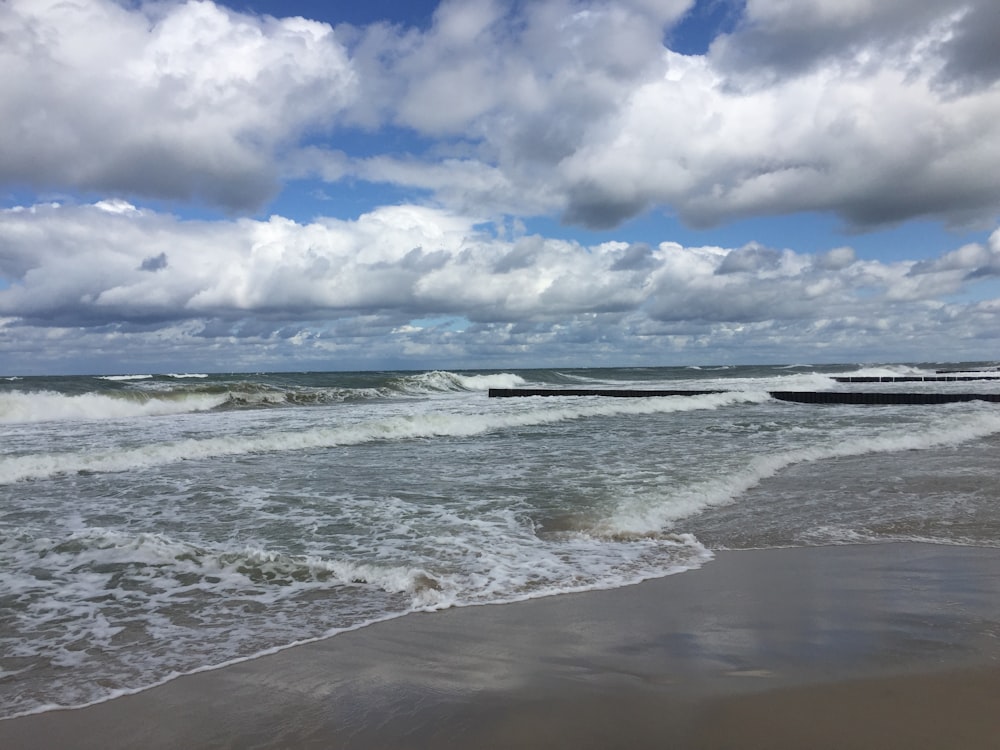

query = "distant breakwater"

[488,381,1000,405]
[834,375,1000,383]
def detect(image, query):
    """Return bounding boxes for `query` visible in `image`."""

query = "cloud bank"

[2,200,998,372]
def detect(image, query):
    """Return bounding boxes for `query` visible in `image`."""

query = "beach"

[2,541,998,749]
[4,366,1000,747]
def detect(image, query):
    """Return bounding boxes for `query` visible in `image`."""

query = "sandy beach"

[2,542,999,749]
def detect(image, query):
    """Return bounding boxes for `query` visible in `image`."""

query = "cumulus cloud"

[1,201,998,371]
[6,0,1000,232]
[0,0,355,210]
[556,1,1000,230]
[327,0,1000,231]
[328,0,699,223]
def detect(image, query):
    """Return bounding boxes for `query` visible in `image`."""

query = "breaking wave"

[0,390,228,424]
[0,391,765,483]
[605,406,1000,534]
[0,371,531,424]
[393,370,528,393]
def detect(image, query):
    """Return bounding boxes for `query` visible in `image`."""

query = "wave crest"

[0,390,764,483]
[604,407,1000,535]
[394,371,528,393]
[0,390,228,424]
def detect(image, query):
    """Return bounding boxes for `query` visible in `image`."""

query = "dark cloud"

[139,253,169,272]
[611,243,660,271]
[493,238,543,273]
[561,184,650,230]
[813,247,855,271]
[834,173,1000,231]
[716,245,782,274]
[936,1,1000,90]
[398,248,450,272]
[96,146,280,213]
[709,0,965,82]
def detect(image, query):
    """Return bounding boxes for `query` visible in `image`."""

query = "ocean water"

[2,363,1000,718]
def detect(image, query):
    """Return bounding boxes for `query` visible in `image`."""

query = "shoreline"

[2,542,999,748]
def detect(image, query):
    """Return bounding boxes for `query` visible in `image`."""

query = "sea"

[2,363,1000,719]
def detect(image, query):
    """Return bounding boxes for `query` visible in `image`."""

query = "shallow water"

[2,363,999,717]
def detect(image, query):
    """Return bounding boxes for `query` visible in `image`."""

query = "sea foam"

[0,390,765,484]
[0,390,228,424]
[396,370,528,393]
[605,405,1000,535]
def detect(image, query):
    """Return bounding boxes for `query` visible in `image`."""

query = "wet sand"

[2,542,999,749]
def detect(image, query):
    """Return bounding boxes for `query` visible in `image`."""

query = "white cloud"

[0,0,355,210]
[8,0,1000,231]
[1,201,998,371]
[327,0,1000,231]
[564,49,1000,228]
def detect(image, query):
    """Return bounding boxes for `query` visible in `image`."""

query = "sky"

[2,0,1000,375]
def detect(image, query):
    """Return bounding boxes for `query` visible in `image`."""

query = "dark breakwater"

[489,388,1000,404]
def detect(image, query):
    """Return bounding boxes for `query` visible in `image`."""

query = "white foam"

[722,371,838,391]
[797,524,998,548]
[450,372,529,390]
[1,512,712,719]
[0,390,228,424]
[0,390,765,484]
[606,406,1000,534]
[397,370,528,393]
[847,364,933,377]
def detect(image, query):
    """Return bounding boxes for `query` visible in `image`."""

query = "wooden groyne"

[833,376,1000,383]
[769,391,1000,405]
[488,388,726,398]
[936,368,999,375]
[488,389,1000,405]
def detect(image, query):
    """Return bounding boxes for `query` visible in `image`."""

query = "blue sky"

[2,0,1000,374]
